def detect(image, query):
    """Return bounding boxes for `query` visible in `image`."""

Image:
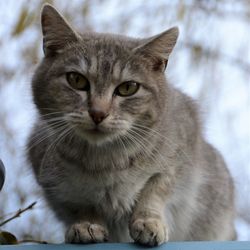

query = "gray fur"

[27,4,236,245]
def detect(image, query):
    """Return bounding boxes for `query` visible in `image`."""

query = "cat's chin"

[75,127,121,146]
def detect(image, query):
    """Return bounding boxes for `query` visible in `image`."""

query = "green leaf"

[0,231,18,245]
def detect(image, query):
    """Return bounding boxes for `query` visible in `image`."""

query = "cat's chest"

[56,165,150,217]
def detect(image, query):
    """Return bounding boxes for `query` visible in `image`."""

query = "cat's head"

[32,4,178,145]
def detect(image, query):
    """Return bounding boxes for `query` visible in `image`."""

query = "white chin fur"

[82,133,116,146]
[75,129,123,146]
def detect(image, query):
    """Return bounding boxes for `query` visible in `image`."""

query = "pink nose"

[88,108,109,125]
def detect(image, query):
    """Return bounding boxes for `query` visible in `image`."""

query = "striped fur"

[27,4,236,245]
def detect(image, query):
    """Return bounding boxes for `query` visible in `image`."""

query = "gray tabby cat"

[27,4,236,245]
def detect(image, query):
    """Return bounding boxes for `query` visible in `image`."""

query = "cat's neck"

[52,130,139,172]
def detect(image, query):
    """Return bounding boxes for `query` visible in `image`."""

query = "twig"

[0,202,37,227]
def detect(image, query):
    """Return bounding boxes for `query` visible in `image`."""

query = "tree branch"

[0,202,37,227]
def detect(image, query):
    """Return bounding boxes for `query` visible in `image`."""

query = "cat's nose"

[88,108,109,125]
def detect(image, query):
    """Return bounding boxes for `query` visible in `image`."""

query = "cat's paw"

[65,222,108,243]
[129,218,168,246]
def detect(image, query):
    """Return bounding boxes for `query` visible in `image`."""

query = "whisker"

[39,111,65,116]
[131,123,194,167]
[126,129,167,172]
[117,136,130,165]
[27,120,68,150]
[40,125,75,172]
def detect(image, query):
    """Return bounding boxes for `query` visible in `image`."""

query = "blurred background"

[0,0,249,243]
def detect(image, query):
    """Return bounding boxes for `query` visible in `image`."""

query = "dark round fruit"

[0,159,5,191]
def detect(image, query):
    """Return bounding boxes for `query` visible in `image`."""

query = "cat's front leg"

[65,221,108,243]
[129,173,170,246]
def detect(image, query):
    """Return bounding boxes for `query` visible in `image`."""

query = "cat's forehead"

[81,32,141,48]
[80,32,142,54]
[62,32,144,83]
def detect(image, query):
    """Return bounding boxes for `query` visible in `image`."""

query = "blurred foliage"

[0,0,249,242]
[12,7,35,37]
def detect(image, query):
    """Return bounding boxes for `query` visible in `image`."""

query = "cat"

[27,4,236,245]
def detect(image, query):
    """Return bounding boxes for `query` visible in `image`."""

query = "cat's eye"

[115,81,140,97]
[66,72,90,91]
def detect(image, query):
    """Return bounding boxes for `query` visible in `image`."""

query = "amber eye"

[115,81,140,97]
[66,72,90,91]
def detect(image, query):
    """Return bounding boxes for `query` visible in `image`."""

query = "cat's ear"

[41,4,80,56]
[134,27,179,71]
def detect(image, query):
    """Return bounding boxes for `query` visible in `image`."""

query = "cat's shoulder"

[171,86,200,117]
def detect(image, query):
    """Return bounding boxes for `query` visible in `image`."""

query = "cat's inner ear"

[41,4,79,56]
[134,27,179,71]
